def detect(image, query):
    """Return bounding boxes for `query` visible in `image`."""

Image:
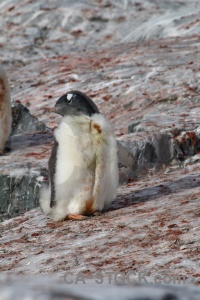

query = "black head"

[54,90,99,117]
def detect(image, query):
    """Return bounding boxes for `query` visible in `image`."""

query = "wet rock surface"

[0,0,200,295]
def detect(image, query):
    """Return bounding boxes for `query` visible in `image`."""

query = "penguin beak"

[47,105,65,116]
[47,107,59,114]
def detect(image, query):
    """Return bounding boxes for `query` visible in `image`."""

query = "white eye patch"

[66,93,73,101]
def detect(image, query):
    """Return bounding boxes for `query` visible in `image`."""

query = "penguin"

[39,90,119,221]
[0,65,12,154]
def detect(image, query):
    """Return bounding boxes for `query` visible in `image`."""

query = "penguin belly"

[41,114,118,221]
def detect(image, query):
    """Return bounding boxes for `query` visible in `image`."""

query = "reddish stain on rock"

[187,132,197,146]
[102,95,110,101]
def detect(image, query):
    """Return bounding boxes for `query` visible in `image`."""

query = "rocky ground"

[0,0,200,298]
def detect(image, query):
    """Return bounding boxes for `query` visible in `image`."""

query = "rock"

[180,245,187,250]
[1,1,200,63]
[174,130,200,158]
[118,132,175,176]
[117,141,137,170]
[0,102,52,221]
[127,122,200,169]
[11,101,50,135]
[0,131,51,221]
[128,121,141,133]
[184,154,200,167]
[122,5,200,42]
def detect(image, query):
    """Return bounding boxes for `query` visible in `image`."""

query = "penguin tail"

[39,185,51,215]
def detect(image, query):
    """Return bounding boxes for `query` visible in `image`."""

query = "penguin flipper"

[48,140,58,208]
[90,115,119,212]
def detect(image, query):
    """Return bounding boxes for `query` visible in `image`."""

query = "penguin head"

[54,90,99,117]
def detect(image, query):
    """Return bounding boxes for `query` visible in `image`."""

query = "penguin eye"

[66,93,73,104]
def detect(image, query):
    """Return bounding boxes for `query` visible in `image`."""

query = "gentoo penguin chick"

[40,91,119,221]
[0,65,12,154]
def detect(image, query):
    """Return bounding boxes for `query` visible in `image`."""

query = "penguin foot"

[92,210,102,217]
[67,214,89,221]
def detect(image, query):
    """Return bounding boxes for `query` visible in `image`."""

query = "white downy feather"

[40,113,118,221]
